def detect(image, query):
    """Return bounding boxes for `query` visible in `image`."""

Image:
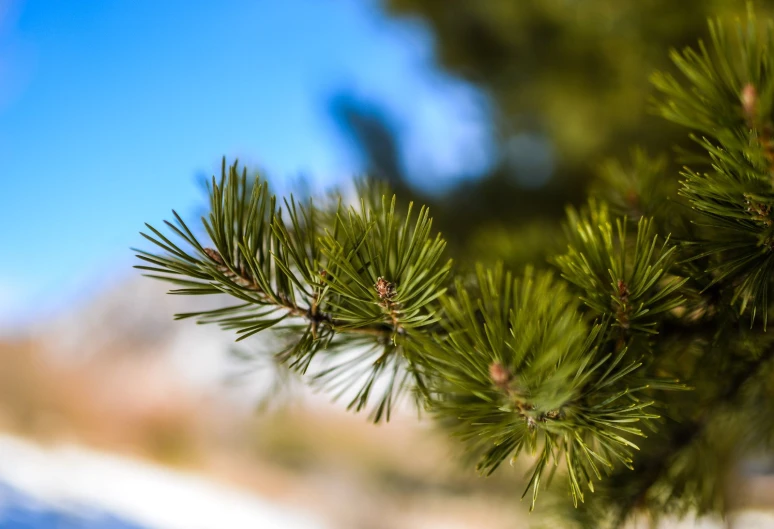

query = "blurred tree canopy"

[326,1,770,266]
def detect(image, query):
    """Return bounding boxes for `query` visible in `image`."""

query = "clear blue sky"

[0,0,492,329]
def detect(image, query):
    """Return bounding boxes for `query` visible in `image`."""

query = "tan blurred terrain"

[0,277,772,528]
[0,276,532,528]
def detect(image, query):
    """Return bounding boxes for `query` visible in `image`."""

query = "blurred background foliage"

[327,0,773,269]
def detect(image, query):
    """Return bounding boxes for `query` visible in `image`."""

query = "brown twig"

[204,248,396,340]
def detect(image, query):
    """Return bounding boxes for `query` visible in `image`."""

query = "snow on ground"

[0,435,328,529]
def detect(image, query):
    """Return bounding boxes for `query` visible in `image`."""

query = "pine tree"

[136,12,774,528]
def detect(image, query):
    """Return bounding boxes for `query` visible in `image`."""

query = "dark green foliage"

[590,149,679,224]
[137,10,774,529]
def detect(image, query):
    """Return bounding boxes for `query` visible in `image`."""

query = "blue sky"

[0,0,493,329]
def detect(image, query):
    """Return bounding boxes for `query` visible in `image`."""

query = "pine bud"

[489,362,512,389]
[742,83,758,120]
[203,247,225,265]
[616,279,630,304]
[544,409,561,420]
[375,277,396,300]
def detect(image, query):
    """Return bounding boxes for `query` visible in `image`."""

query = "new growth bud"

[375,277,397,300]
[742,83,758,121]
[489,361,512,389]
[203,247,225,265]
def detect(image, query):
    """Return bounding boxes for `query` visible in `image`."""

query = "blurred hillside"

[0,278,773,527]
[0,278,535,528]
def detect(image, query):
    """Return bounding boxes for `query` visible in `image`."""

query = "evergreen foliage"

[137,11,774,528]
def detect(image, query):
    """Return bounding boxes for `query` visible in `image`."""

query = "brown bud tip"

[319,269,328,279]
[375,277,396,300]
[742,83,758,119]
[616,279,629,300]
[489,362,512,388]
[526,416,537,431]
[203,247,225,265]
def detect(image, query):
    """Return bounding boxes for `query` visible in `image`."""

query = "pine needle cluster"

[137,11,774,528]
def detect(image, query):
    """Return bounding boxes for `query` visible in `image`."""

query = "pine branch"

[555,200,686,335]
[134,10,774,521]
[422,264,686,511]
[653,10,774,327]
[136,159,451,422]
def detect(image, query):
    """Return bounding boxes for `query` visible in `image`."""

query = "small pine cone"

[489,362,512,389]
[375,277,397,300]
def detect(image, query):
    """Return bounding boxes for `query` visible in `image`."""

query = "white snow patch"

[0,435,328,529]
